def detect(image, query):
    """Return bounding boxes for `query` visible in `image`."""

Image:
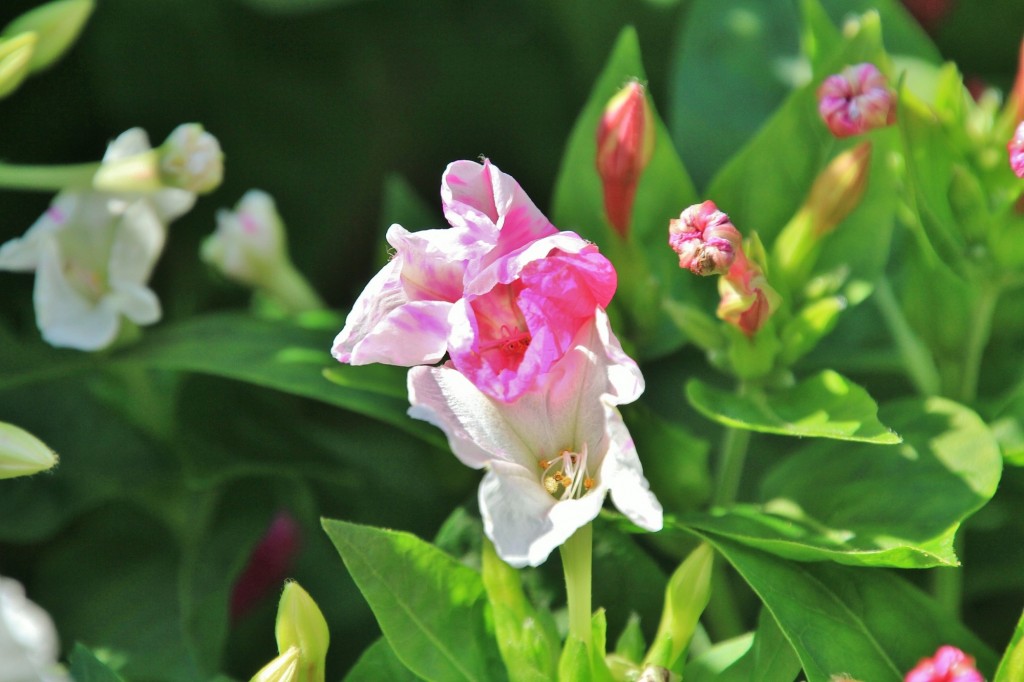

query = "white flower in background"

[408,309,663,568]
[0,128,195,350]
[0,576,68,682]
[202,190,287,288]
[159,123,223,193]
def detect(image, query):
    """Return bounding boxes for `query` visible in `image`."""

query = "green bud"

[0,32,37,100]
[275,582,329,682]
[250,646,300,682]
[0,421,58,479]
[643,543,714,672]
[2,0,94,72]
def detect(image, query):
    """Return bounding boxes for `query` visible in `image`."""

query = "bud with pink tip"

[596,79,655,238]
[904,645,983,682]
[668,200,742,276]
[818,63,896,138]
[1008,121,1024,178]
[717,247,781,338]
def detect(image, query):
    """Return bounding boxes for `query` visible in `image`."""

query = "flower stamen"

[540,445,593,501]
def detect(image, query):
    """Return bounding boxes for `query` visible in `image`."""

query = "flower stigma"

[539,445,594,501]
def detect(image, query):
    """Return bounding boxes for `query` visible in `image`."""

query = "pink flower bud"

[596,79,655,238]
[717,250,780,338]
[818,63,896,138]
[668,200,742,276]
[904,645,983,682]
[1009,121,1024,178]
[804,142,872,236]
[230,512,301,621]
[899,0,955,32]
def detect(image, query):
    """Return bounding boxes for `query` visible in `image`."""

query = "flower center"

[538,445,594,501]
[482,324,531,357]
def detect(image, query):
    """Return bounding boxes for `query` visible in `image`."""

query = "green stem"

[955,284,999,404]
[560,523,593,648]
[872,276,940,397]
[266,263,326,314]
[0,161,99,191]
[712,425,751,507]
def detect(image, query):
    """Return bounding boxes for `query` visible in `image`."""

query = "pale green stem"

[0,161,99,191]
[560,523,593,648]
[712,425,751,507]
[265,263,326,314]
[872,276,941,397]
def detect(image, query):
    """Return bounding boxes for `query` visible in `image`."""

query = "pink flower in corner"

[818,63,896,138]
[1008,121,1024,178]
[333,159,619,402]
[904,645,983,682]
[668,200,742,276]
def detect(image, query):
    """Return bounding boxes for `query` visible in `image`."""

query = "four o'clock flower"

[0,575,69,682]
[668,200,742,276]
[408,309,662,567]
[1008,121,1024,178]
[717,245,780,338]
[818,63,896,138]
[904,645,983,682]
[333,158,619,403]
[0,128,195,350]
[596,79,655,238]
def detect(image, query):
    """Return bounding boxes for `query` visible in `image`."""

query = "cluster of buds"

[903,645,983,682]
[93,123,224,195]
[669,200,779,337]
[596,79,655,238]
[818,63,896,138]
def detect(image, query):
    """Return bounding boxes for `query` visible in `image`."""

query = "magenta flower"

[904,645,983,682]
[408,309,661,567]
[818,63,896,138]
[596,80,655,238]
[668,200,742,276]
[1008,121,1024,178]
[333,159,618,402]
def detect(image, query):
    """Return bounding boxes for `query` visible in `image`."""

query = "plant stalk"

[560,523,593,648]
[0,161,99,191]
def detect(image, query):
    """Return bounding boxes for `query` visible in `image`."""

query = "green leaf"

[112,312,443,448]
[644,543,713,671]
[748,608,803,680]
[686,370,901,443]
[682,633,754,682]
[232,0,378,15]
[344,638,421,681]
[322,518,506,682]
[695,533,998,681]
[684,397,1001,567]
[68,643,127,682]
[551,25,698,359]
[799,0,841,79]
[481,538,560,682]
[995,608,1024,682]
[685,608,800,682]
[819,0,941,63]
[612,613,646,664]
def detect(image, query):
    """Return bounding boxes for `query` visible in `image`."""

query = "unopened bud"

[1009,121,1024,178]
[805,142,872,236]
[717,239,781,338]
[203,190,288,287]
[637,665,680,682]
[0,421,58,479]
[668,200,741,276]
[596,79,655,237]
[160,123,224,194]
[818,63,896,138]
[2,0,93,72]
[0,32,37,100]
[275,582,329,682]
[904,645,982,682]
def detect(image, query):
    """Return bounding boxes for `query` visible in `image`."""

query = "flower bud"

[596,79,655,237]
[1009,121,1024,178]
[274,582,329,682]
[717,240,781,338]
[159,123,224,194]
[2,0,93,72]
[203,190,288,288]
[637,665,679,682]
[904,645,983,682]
[804,142,872,237]
[818,63,896,138]
[668,200,741,276]
[0,422,58,479]
[231,512,301,620]
[0,32,37,100]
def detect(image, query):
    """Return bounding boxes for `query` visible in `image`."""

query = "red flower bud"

[596,80,655,238]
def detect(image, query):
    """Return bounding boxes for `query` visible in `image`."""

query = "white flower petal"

[0,576,66,682]
[34,238,119,351]
[0,194,80,272]
[108,200,167,285]
[479,461,607,568]
[603,406,663,532]
[109,281,161,325]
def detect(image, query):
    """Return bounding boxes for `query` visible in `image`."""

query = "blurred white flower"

[0,576,68,682]
[0,128,194,350]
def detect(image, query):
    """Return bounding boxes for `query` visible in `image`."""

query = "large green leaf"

[322,518,506,682]
[694,533,998,681]
[551,26,698,359]
[684,397,1001,567]
[686,370,901,443]
[344,638,421,682]
[68,644,128,682]
[995,608,1024,682]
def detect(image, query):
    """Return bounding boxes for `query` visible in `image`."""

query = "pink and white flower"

[1008,121,1024,178]
[668,200,742,276]
[0,129,194,350]
[332,159,618,402]
[904,645,983,682]
[408,309,662,567]
[818,63,896,138]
